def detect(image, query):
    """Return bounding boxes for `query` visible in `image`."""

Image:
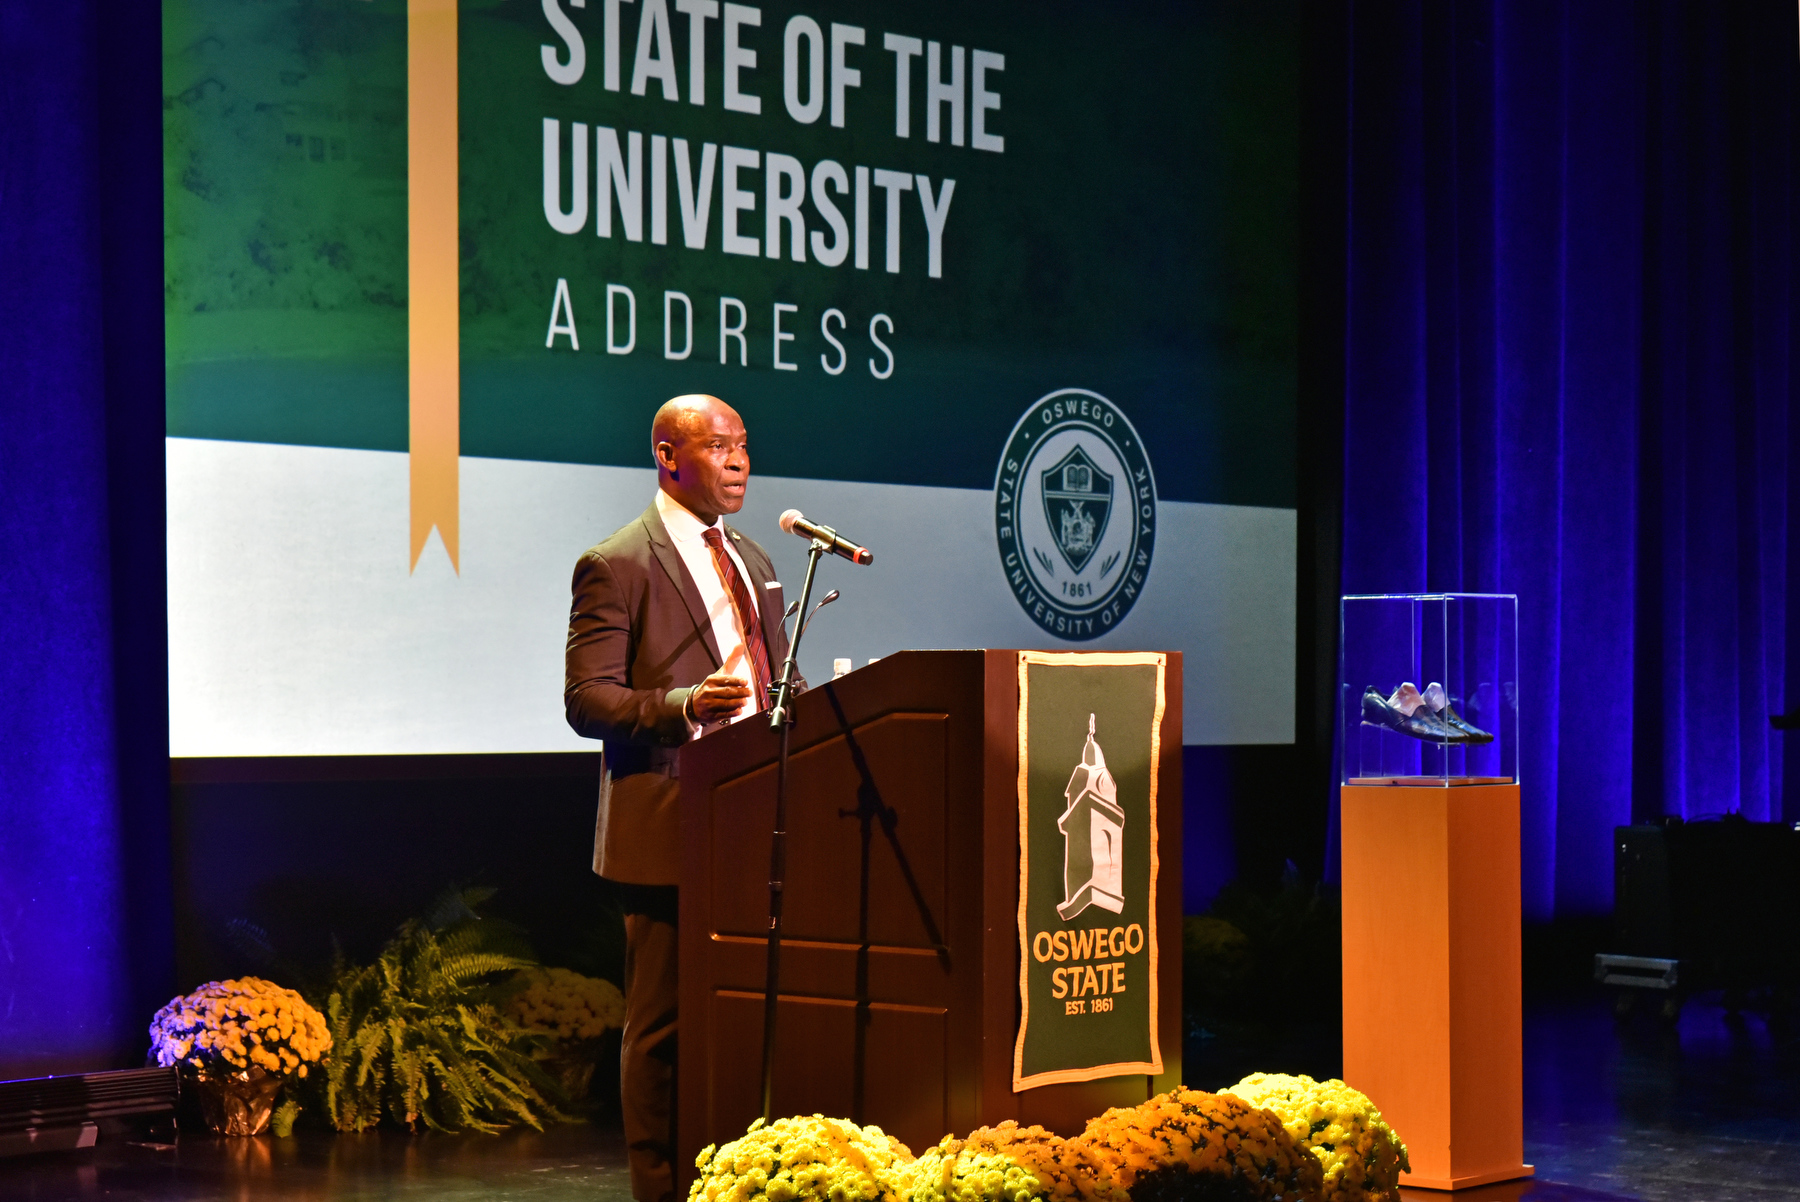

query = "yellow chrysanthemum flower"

[897,1123,1126,1202]
[506,967,627,1044]
[691,1115,913,1202]
[147,977,332,1079]
[1075,1088,1321,1202]
[1222,1074,1409,1202]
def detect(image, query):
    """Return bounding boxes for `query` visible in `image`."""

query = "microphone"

[778,510,873,565]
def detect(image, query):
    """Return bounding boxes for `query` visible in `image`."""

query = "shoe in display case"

[1339,593,1518,786]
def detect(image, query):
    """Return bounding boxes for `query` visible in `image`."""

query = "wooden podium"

[1340,781,1531,1191]
[678,650,1182,1177]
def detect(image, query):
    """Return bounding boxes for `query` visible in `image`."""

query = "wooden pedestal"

[1340,782,1532,1191]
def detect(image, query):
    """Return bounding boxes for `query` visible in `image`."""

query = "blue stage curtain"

[1338,1,1798,919]
[0,1,169,1075]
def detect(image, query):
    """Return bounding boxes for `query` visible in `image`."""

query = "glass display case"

[1339,593,1518,785]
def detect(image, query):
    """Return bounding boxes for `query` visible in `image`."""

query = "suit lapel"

[642,502,722,668]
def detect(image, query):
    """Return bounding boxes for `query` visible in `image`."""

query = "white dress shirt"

[654,488,761,728]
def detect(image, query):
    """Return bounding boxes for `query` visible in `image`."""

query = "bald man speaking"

[565,394,800,1202]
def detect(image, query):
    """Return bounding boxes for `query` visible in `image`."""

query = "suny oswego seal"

[995,390,1157,640]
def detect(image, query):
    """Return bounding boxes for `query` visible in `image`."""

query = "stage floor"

[1509,991,1800,1202]
[3,993,1796,1202]
[0,1122,633,1202]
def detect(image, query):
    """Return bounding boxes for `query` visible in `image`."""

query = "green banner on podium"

[1013,651,1165,1090]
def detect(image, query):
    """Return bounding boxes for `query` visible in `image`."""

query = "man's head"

[653,394,749,525]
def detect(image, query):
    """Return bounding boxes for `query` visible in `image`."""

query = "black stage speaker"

[1613,825,1673,957]
[1607,816,1800,1001]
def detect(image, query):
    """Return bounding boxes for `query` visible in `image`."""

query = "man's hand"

[689,672,753,723]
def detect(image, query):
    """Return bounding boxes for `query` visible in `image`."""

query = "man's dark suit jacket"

[565,499,797,885]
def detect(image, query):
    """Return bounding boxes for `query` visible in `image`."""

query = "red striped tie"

[702,528,773,713]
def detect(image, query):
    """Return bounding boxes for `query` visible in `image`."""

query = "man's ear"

[653,440,677,474]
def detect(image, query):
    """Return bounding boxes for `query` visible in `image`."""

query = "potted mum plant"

[504,966,626,1102]
[149,976,331,1135]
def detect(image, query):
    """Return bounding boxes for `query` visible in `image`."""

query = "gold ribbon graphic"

[409,0,459,572]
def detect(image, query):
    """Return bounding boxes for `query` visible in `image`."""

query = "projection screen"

[164,0,1299,755]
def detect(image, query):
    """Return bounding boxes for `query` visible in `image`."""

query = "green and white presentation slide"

[164,0,1298,755]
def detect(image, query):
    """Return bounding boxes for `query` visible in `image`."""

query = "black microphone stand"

[758,532,830,1123]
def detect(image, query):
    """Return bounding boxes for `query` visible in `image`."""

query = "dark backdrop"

[166,757,624,994]
[1336,0,1798,919]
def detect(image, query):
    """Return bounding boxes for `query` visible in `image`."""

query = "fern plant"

[320,890,571,1133]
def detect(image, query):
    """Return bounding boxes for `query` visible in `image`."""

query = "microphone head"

[778,509,803,534]
[853,548,874,566]
[819,589,841,605]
